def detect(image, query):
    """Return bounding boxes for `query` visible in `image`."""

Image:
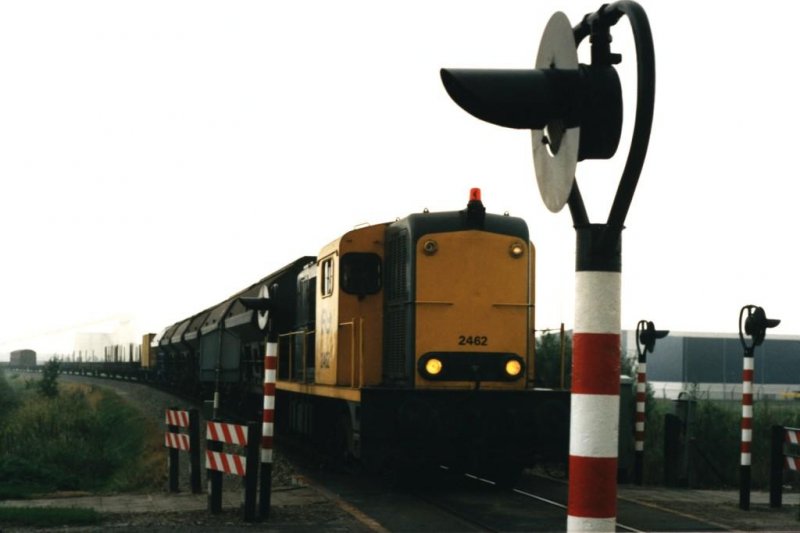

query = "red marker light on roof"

[465,187,486,227]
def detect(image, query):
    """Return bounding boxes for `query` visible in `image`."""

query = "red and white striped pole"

[260,337,277,518]
[738,305,779,511]
[739,347,754,510]
[633,321,667,486]
[634,346,647,485]
[567,225,621,532]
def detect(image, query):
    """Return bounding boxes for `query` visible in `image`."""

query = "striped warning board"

[784,428,800,471]
[207,421,248,446]
[165,431,190,451]
[206,449,247,477]
[166,409,190,428]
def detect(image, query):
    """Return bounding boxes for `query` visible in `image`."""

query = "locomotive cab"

[383,188,534,390]
[314,222,388,389]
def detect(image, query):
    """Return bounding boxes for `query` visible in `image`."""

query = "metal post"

[633,320,667,486]
[260,338,277,519]
[736,305,780,510]
[740,346,754,510]
[568,224,621,531]
[207,422,223,514]
[559,322,566,389]
[770,425,784,508]
[189,409,201,494]
[634,341,646,486]
[244,422,260,522]
[168,405,179,493]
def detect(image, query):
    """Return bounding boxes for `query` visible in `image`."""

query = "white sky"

[1,1,798,358]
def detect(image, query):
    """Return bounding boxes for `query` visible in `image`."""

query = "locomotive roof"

[390,207,529,242]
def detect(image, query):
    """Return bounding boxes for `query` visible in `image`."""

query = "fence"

[770,424,800,507]
[206,420,260,521]
[164,407,201,493]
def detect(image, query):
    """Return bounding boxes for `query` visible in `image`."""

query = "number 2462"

[458,335,488,346]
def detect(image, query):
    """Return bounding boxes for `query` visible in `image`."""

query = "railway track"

[47,373,799,531]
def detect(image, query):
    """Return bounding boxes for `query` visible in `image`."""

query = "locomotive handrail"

[492,302,534,307]
[277,329,315,383]
[339,319,365,389]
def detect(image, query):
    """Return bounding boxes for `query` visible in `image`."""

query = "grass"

[636,390,800,488]
[0,506,103,527]
[0,369,166,499]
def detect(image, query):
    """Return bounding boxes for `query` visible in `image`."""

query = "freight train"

[61,190,569,483]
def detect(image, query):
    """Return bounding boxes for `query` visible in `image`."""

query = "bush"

[37,359,60,398]
[637,395,800,489]
[0,369,19,419]
[0,384,163,496]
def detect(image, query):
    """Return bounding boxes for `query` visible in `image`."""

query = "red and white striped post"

[567,225,621,532]
[634,348,647,484]
[437,4,655,531]
[260,338,277,518]
[633,320,667,485]
[739,347,754,510]
[738,305,780,510]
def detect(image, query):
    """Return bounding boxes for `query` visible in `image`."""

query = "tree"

[38,359,60,398]
[535,331,572,388]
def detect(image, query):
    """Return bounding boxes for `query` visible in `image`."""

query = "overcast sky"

[1,1,798,359]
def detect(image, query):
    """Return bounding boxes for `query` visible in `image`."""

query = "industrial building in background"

[622,330,800,400]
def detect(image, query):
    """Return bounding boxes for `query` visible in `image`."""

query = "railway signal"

[738,305,780,510]
[240,287,276,519]
[441,2,655,530]
[634,320,668,485]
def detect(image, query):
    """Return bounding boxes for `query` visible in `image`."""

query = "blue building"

[621,331,800,400]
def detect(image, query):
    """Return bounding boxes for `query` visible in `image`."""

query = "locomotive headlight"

[509,242,525,258]
[425,358,443,376]
[505,359,522,377]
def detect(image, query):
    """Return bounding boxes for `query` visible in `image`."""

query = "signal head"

[441,10,623,213]
[743,306,780,347]
[637,320,669,354]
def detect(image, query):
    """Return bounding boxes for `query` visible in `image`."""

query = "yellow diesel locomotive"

[153,189,568,483]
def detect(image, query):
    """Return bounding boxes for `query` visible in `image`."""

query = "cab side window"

[321,258,334,298]
[340,253,382,298]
